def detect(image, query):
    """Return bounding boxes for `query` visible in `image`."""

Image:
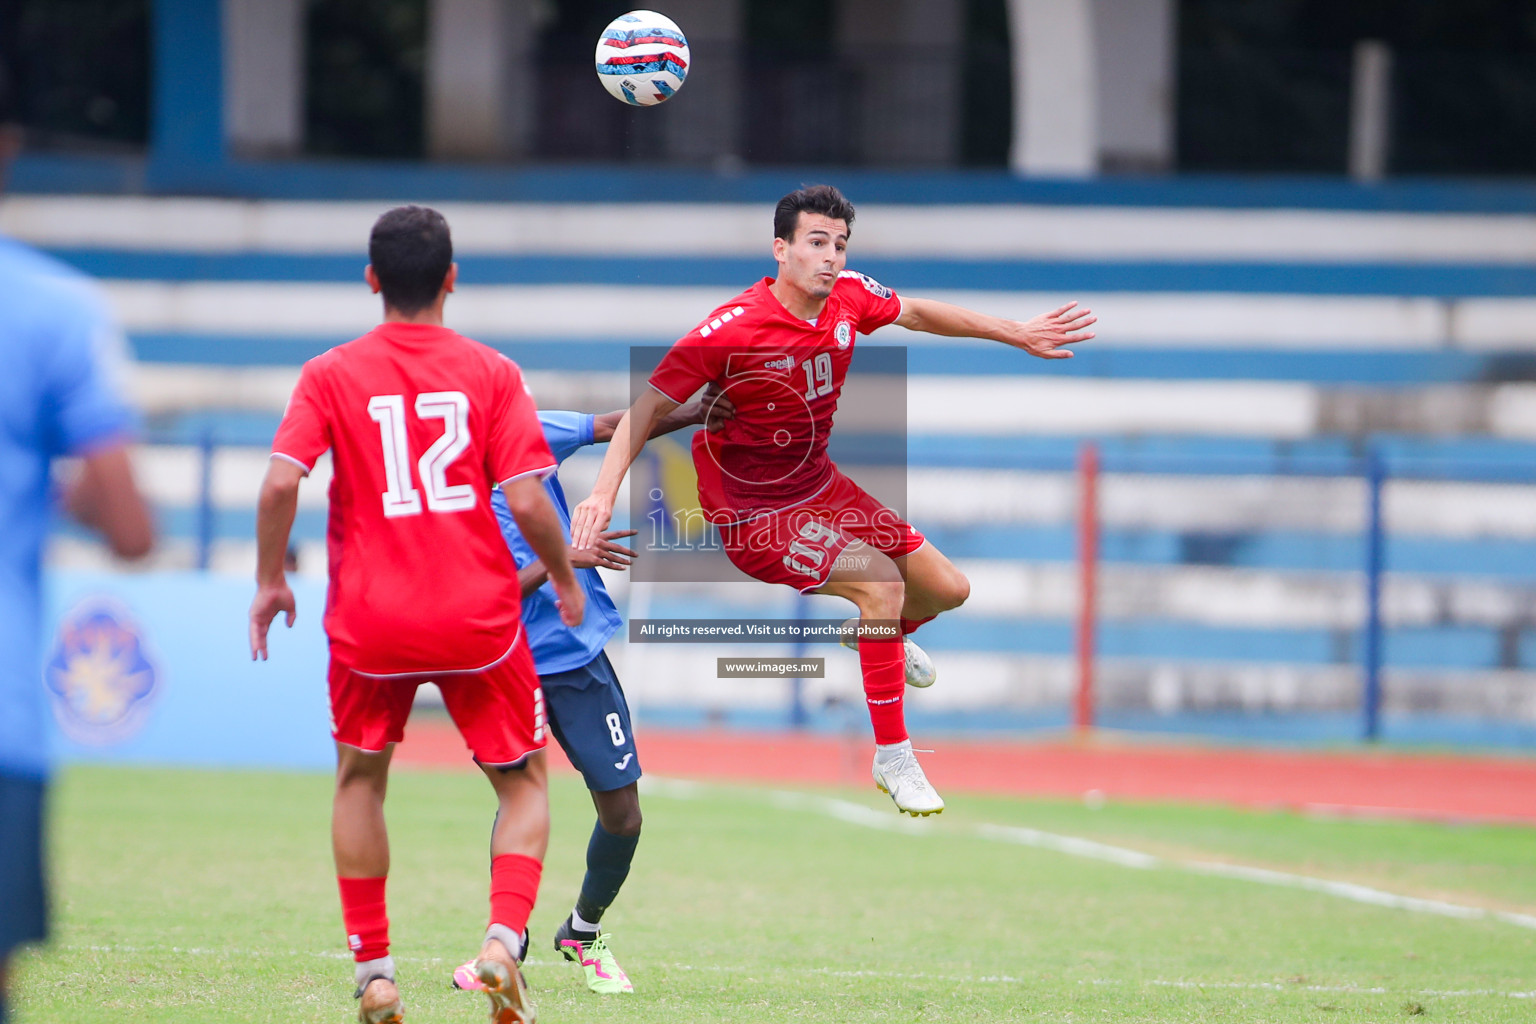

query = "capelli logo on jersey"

[763,355,795,371]
[44,600,161,746]
[835,322,852,349]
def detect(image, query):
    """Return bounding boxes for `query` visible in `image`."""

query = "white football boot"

[840,617,937,688]
[871,743,945,816]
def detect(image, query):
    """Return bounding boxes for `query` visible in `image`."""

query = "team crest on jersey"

[44,600,161,745]
[835,321,853,349]
[840,270,891,300]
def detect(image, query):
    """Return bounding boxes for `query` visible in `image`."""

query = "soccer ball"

[594,10,689,107]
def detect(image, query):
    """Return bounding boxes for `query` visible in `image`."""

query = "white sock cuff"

[485,923,525,961]
[876,739,913,753]
[354,954,396,988]
[570,908,601,934]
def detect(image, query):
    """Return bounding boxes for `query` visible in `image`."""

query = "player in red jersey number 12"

[250,206,581,1024]
[570,185,1094,817]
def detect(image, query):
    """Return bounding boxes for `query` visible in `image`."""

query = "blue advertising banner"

[42,571,335,770]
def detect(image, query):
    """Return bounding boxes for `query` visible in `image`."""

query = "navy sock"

[573,820,639,928]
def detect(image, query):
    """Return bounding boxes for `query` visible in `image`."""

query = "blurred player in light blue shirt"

[0,63,154,1022]
[0,241,148,777]
[468,395,723,996]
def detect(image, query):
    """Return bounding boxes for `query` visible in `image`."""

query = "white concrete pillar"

[223,0,303,157]
[1348,40,1392,181]
[426,0,539,160]
[653,0,744,165]
[838,0,964,166]
[1091,0,1175,171]
[1007,0,1098,177]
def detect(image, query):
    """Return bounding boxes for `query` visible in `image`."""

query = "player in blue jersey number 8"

[452,388,732,997]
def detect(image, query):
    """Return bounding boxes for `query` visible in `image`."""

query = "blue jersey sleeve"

[538,411,596,464]
[44,289,135,456]
[495,412,591,574]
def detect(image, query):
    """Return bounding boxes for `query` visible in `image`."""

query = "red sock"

[489,853,543,935]
[900,615,935,636]
[337,876,389,962]
[860,634,908,745]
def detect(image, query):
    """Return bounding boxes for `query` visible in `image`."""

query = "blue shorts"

[541,651,641,793]
[0,772,48,959]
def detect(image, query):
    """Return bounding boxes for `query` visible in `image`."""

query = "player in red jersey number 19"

[570,185,1094,818]
[249,206,581,1024]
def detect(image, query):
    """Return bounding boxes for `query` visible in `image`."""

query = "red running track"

[393,721,1536,826]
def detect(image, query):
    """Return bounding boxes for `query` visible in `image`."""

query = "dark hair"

[368,205,453,314]
[773,184,855,241]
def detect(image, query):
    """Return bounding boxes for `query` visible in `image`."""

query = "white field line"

[644,778,1536,932]
[670,963,1536,999]
[1087,977,1536,1000]
[1183,860,1536,930]
[974,821,1163,869]
[54,944,1536,1000]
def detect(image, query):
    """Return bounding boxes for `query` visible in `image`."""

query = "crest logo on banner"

[44,601,160,745]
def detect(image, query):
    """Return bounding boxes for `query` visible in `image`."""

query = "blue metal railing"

[1362,446,1386,742]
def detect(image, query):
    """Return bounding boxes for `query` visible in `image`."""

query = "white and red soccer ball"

[594,10,689,107]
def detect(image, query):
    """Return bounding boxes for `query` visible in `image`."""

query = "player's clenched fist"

[551,576,586,628]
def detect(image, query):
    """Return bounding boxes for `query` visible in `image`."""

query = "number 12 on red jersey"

[367,391,475,517]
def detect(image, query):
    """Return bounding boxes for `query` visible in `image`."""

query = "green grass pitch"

[14,763,1536,1022]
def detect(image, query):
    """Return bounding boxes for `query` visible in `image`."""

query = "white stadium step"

[128,358,1536,441]
[907,378,1319,437]
[99,280,1536,349]
[8,196,1536,264]
[127,360,1327,438]
[911,469,1536,539]
[957,561,1536,632]
[605,646,1536,720]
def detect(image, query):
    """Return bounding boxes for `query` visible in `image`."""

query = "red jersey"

[272,323,556,676]
[649,272,902,522]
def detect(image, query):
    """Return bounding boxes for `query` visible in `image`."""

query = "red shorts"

[328,631,545,766]
[717,468,925,593]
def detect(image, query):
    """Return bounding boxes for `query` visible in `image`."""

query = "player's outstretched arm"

[570,388,679,549]
[591,385,734,444]
[249,458,303,660]
[895,297,1096,359]
[503,474,586,627]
